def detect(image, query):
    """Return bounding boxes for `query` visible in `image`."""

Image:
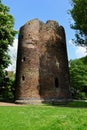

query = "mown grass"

[0,101,87,130]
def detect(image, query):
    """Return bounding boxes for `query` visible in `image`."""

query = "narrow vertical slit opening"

[21,35,23,39]
[22,76,25,81]
[23,57,25,61]
[55,78,59,88]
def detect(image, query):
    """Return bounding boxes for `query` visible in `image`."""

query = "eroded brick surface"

[15,19,71,103]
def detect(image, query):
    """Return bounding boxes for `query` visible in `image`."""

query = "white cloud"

[6,38,18,72]
[76,46,87,58]
[69,40,87,59]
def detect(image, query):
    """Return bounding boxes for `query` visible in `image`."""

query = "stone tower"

[15,19,71,104]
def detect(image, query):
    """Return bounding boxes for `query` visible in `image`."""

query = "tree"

[69,0,87,46]
[69,56,87,99]
[0,0,17,99]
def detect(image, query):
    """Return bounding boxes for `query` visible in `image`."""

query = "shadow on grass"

[48,101,87,108]
[65,101,87,108]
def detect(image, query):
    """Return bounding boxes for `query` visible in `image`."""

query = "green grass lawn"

[0,101,87,130]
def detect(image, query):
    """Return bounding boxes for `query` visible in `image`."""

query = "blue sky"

[2,0,87,64]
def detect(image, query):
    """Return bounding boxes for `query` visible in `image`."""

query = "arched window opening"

[22,76,25,81]
[55,78,59,88]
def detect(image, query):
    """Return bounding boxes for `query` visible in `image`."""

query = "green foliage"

[69,56,87,99]
[0,105,87,130]
[69,0,87,46]
[0,1,17,99]
[0,71,15,101]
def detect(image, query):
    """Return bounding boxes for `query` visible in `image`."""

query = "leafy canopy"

[69,56,87,90]
[0,0,17,94]
[69,0,87,46]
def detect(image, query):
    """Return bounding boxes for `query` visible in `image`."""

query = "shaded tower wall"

[15,19,71,104]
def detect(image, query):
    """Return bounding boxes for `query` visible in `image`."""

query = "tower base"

[15,98,72,105]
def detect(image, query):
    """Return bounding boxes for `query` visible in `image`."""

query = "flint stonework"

[15,19,71,104]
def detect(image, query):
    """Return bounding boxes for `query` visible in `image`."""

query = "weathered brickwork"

[15,19,71,104]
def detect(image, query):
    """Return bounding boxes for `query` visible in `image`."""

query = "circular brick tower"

[15,19,71,104]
